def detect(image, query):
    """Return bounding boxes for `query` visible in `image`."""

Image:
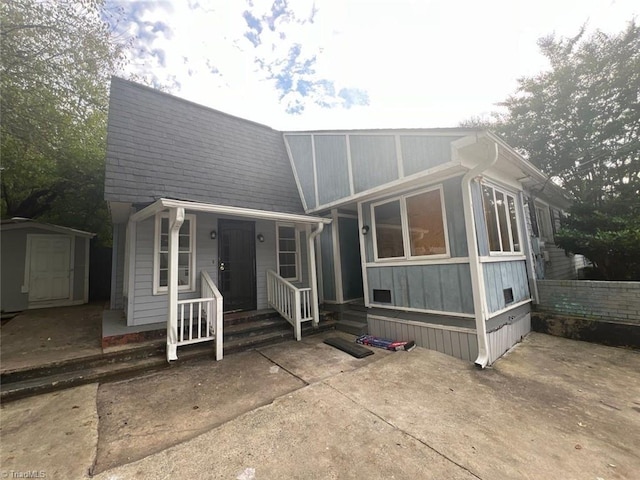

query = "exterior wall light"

[361,225,370,235]
[210,230,217,240]
[257,233,265,243]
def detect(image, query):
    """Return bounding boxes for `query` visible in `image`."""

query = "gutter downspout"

[308,222,325,327]
[461,140,499,368]
[167,207,185,362]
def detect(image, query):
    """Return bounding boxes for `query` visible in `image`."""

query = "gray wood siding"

[133,217,169,325]
[298,229,309,286]
[1,229,29,312]
[442,177,468,257]
[368,316,478,362]
[471,181,489,256]
[314,135,351,205]
[400,135,461,176]
[285,135,316,209]
[350,135,398,193]
[338,217,364,300]
[482,261,530,314]
[487,312,531,365]
[285,132,465,212]
[320,223,336,301]
[111,223,125,309]
[255,219,277,309]
[361,204,374,263]
[131,214,279,325]
[367,264,474,314]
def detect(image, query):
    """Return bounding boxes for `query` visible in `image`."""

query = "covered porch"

[118,198,332,362]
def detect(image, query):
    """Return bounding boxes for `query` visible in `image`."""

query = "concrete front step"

[1,315,337,403]
[336,319,368,336]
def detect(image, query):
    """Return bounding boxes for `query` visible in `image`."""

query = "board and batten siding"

[314,135,351,205]
[284,133,464,212]
[482,261,530,314]
[368,315,479,362]
[286,135,316,210]
[367,264,474,314]
[319,223,336,301]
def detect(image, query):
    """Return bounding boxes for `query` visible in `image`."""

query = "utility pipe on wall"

[461,140,499,368]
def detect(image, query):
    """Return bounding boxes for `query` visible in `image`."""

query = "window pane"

[374,200,404,258]
[508,196,520,252]
[495,191,511,252]
[161,217,169,234]
[179,219,190,235]
[160,253,168,269]
[277,225,298,278]
[178,234,190,251]
[280,265,296,279]
[160,234,169,250]
[279,238,296,252]
[279,252,296,266]
[406,190,446,256]
[178,252,190,268]
[482,186,500,252]
[159,269,168,287]
[278,226,295,239]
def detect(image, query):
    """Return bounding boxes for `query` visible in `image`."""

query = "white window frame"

[153,212,197,295]
[481,182,522,256]
[534,201,554,242]
[371,185,450,262]
[276,223,300,281]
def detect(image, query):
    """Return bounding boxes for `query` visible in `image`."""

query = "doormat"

[323,337,374,358]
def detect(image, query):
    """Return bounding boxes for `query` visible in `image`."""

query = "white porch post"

[308,222,324,327]
[167,207,185,362]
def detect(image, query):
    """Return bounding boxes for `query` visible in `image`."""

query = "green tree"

[1,0,130,243]
[466,22,640,280]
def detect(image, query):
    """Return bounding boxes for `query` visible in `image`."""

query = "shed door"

[28,236,71,302]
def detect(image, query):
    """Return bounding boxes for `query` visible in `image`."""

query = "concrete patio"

[1,331,639,479]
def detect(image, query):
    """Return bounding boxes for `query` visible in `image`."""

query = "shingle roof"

[104,77,305,215]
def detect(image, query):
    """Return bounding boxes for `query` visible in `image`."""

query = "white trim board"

[367,303,475,319]
[368,314,477,335]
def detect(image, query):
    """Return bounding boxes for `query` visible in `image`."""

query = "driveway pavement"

[1,332,638,479]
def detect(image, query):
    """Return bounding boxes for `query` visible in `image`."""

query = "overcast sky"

[108,0,638,130]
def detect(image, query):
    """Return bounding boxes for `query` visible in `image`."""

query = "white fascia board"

[130,198,332,225]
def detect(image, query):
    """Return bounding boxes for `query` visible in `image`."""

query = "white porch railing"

[266,270,313,341]
[175,271,223,360]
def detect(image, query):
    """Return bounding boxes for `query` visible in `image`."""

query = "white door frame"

[23,234,79,308]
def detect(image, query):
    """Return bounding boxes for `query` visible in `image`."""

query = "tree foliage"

[1,0,130,243]
[466,22,640,280]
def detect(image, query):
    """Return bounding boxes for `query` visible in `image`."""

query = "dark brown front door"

[218,219,256,312]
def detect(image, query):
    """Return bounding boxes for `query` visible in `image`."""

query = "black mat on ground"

[323,337,374,358]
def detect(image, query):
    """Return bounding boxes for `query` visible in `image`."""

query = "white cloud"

[111,0,638,130]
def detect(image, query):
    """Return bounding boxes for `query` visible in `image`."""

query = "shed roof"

[104,77,305,215]
[0,218,95,237]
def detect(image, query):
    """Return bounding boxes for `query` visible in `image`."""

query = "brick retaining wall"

[536,280,640,325]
